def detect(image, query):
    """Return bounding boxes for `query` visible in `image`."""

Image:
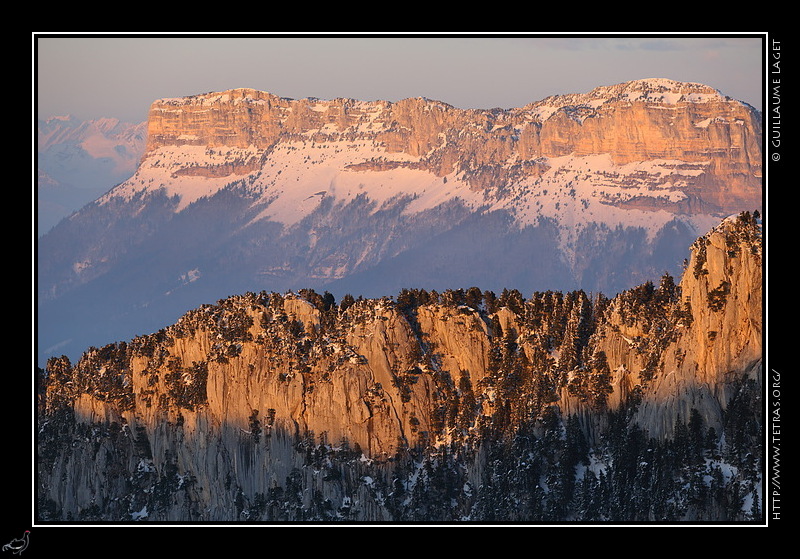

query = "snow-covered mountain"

[36,79,762,366]
[36,115,147,236]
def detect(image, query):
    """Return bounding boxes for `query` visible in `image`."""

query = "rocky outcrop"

[560,212,763,439]
[631,213,763,436]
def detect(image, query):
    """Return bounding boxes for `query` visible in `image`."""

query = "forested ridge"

[37,212,763,523]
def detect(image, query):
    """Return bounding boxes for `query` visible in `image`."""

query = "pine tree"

[340,293,356,313]
[483,290,498,313]
[588,348,613,409]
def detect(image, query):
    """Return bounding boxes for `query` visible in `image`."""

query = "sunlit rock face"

[560,213,763,439]
[143,80,761,214]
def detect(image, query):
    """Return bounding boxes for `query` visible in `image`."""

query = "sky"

[34,33,765,124]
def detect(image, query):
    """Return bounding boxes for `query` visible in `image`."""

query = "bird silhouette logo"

[2,531,29,555]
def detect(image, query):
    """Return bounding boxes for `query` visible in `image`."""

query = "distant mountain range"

[37,115,147,236]
[36,78,762,366]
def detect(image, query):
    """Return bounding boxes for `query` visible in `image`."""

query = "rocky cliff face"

[559,212,763,440]
[144,79,760,214]
[37,213,763,522]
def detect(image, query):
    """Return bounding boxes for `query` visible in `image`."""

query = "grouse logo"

[2,531,29,555]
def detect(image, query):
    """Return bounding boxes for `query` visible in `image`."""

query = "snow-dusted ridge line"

[150,78,742,121]
[526,78,742,121]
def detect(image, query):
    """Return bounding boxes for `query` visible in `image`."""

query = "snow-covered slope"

[111,139,720,247]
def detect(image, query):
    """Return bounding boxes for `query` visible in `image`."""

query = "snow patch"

[131,505,148,520]
[100,144,266,211]
[244,139,486,227]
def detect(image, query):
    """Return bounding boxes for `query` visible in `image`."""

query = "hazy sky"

[35,33,765,123]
